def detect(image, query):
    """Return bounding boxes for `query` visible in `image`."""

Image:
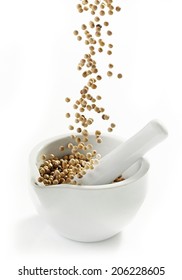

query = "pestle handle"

[79,120,168,185]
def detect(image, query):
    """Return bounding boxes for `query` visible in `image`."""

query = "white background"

[0,0,182,279]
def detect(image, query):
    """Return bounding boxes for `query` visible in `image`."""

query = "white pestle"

[77,120,168,186]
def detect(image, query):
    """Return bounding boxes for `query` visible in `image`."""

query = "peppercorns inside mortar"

[38,152,125,186]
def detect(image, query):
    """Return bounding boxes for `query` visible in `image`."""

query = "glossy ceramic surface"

[29,134,149,242]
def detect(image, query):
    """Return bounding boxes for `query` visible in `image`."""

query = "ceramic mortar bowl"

[29,134,149,242]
